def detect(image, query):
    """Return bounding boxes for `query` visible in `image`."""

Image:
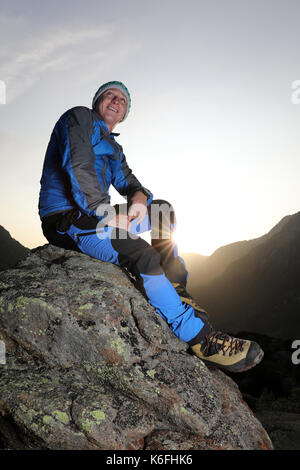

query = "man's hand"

[105,191,147,231]
[106,213,132,231]
[128,191,148,226]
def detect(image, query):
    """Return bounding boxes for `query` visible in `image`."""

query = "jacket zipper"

[74,229,105,239]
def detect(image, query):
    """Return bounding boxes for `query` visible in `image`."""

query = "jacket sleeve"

[56,106,112,218]
[112,152,153,206]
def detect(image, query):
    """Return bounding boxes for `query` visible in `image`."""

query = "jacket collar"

[92,109,120,138]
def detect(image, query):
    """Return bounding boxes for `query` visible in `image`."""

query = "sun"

[171,226,216,256]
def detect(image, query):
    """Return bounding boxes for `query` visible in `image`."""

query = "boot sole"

[203,348,264,373]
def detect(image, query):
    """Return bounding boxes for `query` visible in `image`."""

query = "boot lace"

[203,331,245,357]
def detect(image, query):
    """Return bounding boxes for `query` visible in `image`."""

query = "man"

[39,80,264,373]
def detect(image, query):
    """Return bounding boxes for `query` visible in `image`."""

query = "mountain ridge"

[0,225,29,271]
[184,212,300,288]
[185,211,300,339]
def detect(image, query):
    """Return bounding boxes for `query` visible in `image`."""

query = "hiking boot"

[190,330,264,373]
[172,283,211,324]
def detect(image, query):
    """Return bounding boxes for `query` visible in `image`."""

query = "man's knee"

[148,199,176,238]
[137,244,163,276]
[111,231,163,276]
[150,199,175,215]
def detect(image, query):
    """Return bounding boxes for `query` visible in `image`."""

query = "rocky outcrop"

[0,245,273,450]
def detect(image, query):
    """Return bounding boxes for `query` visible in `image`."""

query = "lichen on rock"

[0,244,273,450]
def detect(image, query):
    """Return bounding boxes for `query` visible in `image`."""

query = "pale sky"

[1,0,300,255]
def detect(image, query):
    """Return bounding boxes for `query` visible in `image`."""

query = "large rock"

[0,245,273,450]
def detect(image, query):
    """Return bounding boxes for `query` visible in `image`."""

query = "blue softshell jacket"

[39,106,206,345]
[38,106,152,220]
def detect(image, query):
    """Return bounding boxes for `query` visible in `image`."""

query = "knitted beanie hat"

[92,81,131,122]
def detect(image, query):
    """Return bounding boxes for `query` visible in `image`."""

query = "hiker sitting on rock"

[39,81,264,373]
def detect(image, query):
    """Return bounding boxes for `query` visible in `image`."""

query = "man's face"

[97,88,127,131]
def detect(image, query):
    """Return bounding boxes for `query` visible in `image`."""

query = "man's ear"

[94,96,103,113]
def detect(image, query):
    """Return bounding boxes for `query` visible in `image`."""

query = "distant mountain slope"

[0,225,29,271]
[189,211,300,339]
[179,252,208,279]
[185,213,295,292]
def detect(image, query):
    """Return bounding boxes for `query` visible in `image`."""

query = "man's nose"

[112,95,119,104]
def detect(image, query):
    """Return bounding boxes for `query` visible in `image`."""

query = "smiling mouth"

[107,106,118,113]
